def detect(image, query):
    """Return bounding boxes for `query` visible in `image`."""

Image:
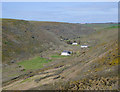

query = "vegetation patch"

[51,55,69,58]
[109,57,120,66]
[18,57,52,70]
[106,25,119,29]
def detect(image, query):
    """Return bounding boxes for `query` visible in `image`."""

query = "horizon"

[2,2,118,23]
[2,18,118,24]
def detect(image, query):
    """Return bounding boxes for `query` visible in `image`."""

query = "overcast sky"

[2,2,118,23]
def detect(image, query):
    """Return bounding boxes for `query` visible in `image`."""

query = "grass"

[20,78,31,84]
[18,57,52,70]
[105,26,119,29]
[7,74,18,77]
[51,55,69,58]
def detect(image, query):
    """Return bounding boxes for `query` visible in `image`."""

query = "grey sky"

[2,2,118,23]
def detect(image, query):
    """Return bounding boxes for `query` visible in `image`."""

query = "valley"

[1,19,119,90]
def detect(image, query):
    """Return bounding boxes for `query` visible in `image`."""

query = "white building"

[81,45,88,48]
[72,42,78,45]
[61,51,71,56]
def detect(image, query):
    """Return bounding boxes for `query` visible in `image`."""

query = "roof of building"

[62,51,72,54]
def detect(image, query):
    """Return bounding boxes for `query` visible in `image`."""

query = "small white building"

[61,51,71,56]
[72,42,78,45]
[81,45,88,48]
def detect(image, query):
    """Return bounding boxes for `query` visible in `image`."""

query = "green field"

[51,55,69,58]
[105,25,119,29]
[18,57,52,70]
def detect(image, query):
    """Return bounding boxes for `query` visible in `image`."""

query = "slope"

[2,19,64,64]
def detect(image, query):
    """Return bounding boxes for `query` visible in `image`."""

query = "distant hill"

[30,21,95,39]
[83,23,118,30]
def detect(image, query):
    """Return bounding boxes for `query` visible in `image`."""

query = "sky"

[2,2,118,23]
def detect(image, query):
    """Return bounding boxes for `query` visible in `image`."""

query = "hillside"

[2,19,62,64]
[30,21,95,39]
[2,19,119,90]
[30,24,119,90]
[2,19,96,64]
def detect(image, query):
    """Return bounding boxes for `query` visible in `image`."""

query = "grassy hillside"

[83,23,118,30]
[30,24,118,90]
[2,19,64,64]
[30,21,95,39]
[2,19,97,64]
[2,18,95,83]
[2,19,119,90]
